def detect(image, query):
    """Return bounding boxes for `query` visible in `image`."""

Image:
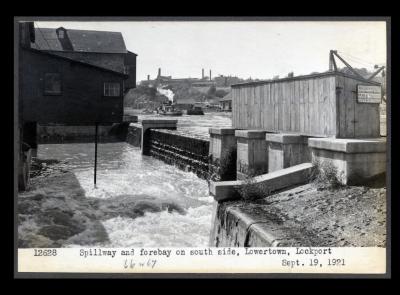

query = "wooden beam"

[333,51,366,81]
[367,66,385,81]
[332,54,338,72]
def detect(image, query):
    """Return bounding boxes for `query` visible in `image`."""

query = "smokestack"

[202,69,204,79]
[209,70,212,81]
[158,68,161,77]
[147,75,150,81]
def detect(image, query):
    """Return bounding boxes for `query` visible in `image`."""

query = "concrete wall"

[148,129,210,179]
[210,201,312,247]
[126,123,142,147]
[309,138,386,185]
[37,124,116,143]
[209,128,237,181]
[266,134,311,172]
[125,120,210,178]
[235,130,269,180]
[380,102,387,137]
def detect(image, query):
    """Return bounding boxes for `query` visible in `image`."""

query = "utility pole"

[94,122,98,187]
[330,50,364,80]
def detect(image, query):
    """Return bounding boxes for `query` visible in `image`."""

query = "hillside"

[124,85,169,109]
[125,82,230,110]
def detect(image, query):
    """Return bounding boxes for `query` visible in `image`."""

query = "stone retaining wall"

[37,124,115,143]
[210,201,312,247]
[37,116,138,144]
[148,129,211,179]
[125,123,142,147]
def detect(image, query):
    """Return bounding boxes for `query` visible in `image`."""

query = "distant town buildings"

[219,92,232,111]
[141,68,252,88]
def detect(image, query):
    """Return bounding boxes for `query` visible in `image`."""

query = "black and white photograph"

[14,17,390,276]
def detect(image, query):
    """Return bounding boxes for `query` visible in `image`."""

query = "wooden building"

[231,72,381,138]
[20,47,128,124]
[17,22,132,190]
[31,26,137,92]
[219,92,232,111]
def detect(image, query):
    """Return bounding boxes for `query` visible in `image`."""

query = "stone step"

[210,163,313,202]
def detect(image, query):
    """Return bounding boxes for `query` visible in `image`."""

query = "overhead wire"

[337,51,376,66]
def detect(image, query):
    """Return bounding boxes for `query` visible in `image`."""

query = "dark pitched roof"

[25,48,128,78]
[32,27,127,53]
[219,92,232,102]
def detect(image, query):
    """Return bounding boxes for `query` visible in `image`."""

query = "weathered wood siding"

[21,49,125,124]
[232,73,381,138]
[233,75,337,137]
[335,75,380,138]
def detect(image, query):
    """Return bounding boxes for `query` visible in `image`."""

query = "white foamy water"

[101,205,213,247]
[132,111,232,137]
[37,113,231,247]
[38,143,214,247]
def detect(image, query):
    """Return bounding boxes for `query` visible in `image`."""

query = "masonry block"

[235,130,269,180]
[308,137,387,185]
[141,119,178,155]
[209,128,237,180]
[266,133,311,172]
[126,123,142,147]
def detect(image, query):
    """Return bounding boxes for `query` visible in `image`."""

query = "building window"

[124,65,130,74]
[44,73,62,95]
[58,30,64,39]
[104,82,120,97]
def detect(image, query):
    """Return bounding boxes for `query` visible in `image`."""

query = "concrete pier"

[235,130,269,180]
[308,137,387,185]
[209,128,237,181]
[140,119,178,155]
[126,123,142,147]
[266,133,311,172]
[209,128,237,161]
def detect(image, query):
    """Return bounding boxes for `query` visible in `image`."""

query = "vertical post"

[94,122,98,187]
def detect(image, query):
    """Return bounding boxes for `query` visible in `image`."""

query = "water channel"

[37,112,232,247]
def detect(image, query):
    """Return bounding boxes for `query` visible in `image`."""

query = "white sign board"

[357,85,382,103]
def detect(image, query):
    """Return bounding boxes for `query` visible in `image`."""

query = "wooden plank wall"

[336,76,380,138]
[232,76,337,137]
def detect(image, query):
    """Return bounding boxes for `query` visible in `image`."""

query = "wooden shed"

[231,72,381,138]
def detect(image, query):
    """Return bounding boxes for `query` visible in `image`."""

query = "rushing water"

[131,110,232,137]
[37,113,232,247]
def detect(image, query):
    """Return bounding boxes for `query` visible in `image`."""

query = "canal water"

[37,112,232,247]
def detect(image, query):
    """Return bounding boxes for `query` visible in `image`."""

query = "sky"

[36,21,387,82]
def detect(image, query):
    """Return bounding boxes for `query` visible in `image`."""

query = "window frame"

[43,72,62,96]
[58,30,64,39]
[103,82,121,97]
